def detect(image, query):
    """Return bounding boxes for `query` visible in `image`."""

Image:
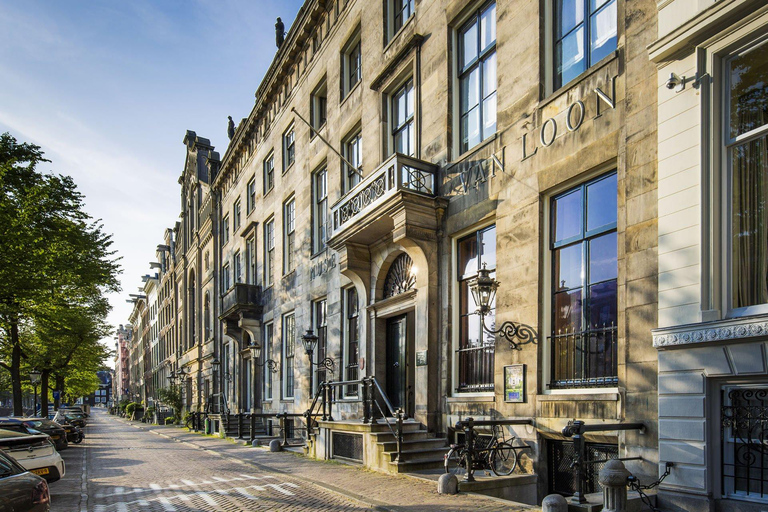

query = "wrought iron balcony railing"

[549,324,618,389]
[329,153,437,239]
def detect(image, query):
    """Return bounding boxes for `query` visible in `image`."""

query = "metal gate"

[548,440,618,496]
[332,432,363,462]
[722,386,768,499]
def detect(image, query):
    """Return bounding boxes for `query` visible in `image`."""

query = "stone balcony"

[328,153,445,249]
[220,283,262,345]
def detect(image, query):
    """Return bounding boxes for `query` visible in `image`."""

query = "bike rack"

[453,417,534,482]
[561,420,645,504]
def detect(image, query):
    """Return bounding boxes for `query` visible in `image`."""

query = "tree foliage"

[0,133,121,414]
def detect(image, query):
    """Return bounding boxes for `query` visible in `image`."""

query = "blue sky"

[0,0,304,358]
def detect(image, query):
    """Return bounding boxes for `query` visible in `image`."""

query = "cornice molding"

[653,315,768,348]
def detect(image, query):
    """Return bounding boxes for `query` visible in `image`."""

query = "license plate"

[51,436,60,439]
[31,468,49,476]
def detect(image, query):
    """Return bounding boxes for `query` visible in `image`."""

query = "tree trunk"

[40,370,50,417]
[11,321,23,416]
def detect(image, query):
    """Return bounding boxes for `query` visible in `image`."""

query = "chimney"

[275,17,285,48]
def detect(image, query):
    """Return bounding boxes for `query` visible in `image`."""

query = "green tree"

[0,133,121,415]
[156,385,183,423]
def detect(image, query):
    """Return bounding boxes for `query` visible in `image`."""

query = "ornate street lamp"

[467,264,536,350]
[301,330,335,398]
[248,341,278,374]
[29,370,41,416]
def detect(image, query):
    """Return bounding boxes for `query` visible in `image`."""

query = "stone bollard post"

[599,459,630,512]
[437,473,458,495]
[542,494,567,512]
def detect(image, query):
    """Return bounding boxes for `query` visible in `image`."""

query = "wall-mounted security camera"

[665,72,685,92]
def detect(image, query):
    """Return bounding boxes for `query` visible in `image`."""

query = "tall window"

[343,288,359,396]
[284,198,296,274]
[458,2,497,154]
[233,198,242,231]
[247,177,256,214]
[264,153,275,194]
[343,130,362,193]
[282,313,295,399]
[234,251,242,283]
[388,0,414,40]
[283,125,295,171]
[457,225,496,392]
[265,218,275,287]
[204,292,211,340]
[263,322,273,400]
[342,34,362,97]
[391,79,414,156]
[246,235,256,285]
[222,214,230,246]
[727,41,768,311]
[313,299,328,394]
[311,80,328,134]
[550,172,617,388]
[222,262,231,291]
[554,0,617,90]
[313,169,328,253]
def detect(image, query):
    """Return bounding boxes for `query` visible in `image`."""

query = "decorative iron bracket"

[479,313,537,350]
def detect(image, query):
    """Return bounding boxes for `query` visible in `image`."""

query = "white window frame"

[282,312,295,400]
[311,79,328,135]
[386,0,414,43]
[222,262,231,291]
[234,250,242,284]
[264,217,275,288]
[263,322,274,401]
[233,198,241,232]
[341,30,362,98]
[222,214,230,246]
[246,176,256,214]
[342,287,360,398]
[389,77,415,157]
[283,197,296,274]
[246,235,256,285]
[283,125,295,172]
[342,128,363,194]
[264,152,275,194]
[313,168,328,254]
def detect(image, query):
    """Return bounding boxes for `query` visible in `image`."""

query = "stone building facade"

[649,1,768,510]
[125,0,670,502]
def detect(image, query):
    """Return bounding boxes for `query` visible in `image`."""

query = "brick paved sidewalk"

[119,417,538,512]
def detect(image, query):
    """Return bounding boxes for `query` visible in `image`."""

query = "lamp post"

[29,370,41,416]
[301,330,335,400]
[467,264,536,350]
[248,341,277,411]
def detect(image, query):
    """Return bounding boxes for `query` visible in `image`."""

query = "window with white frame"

[312,299,328,394]
[726,40,768,313]
[284,198,296,274]
[247,177,256,214]
[282,313,295,399]
[456,225,496,393]
[342,32,362,97]
[313,168,328,253]
[246,235,256,285]
[457,2,497,154]
[263,322,273,400]
[549,172,617,389]
[343,287,359,396]
[264,217,275,287]
[342,129,362,193]
[233,198,242,232]
[391,79,414,156]
[222,214,230,246]
[553,0,617,91]
[222,262,231,291]
[387,0,414,42]
[283,125,295,171]
[234,250,242,283]
[264,153,275,194]
[311,79,328,134]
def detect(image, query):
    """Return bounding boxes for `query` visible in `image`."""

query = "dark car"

[12,419,68,451]
[51,411,85,429]
[55,421,83,444]
[0,449,50,512]
[0,419,45,437]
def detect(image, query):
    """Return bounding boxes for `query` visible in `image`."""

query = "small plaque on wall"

[416,350,428,366]
[504,364,526,403]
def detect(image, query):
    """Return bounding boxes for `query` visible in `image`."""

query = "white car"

[0,429,65,483]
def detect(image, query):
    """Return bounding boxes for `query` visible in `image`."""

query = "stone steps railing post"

[599,459,630,512]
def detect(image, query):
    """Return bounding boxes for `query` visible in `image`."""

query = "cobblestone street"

[51,410,534,511]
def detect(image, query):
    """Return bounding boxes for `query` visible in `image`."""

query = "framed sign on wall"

[504,364,526,403]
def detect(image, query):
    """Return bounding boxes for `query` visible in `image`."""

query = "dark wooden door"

[386,315,407,411]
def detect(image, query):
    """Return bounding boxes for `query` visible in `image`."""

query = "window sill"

[310,249,329,260]
[446,394,495,403]
[538,391,619,400]
[264,187,273,198]
[449,132,499,169]
[282,163,294,176]
[280,399,294,404]
[384,14,415,54]
[340,81,362,107]
[310,123,327,141]
[540,51,618,109]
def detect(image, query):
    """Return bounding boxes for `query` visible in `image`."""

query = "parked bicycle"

[444,423,530,477]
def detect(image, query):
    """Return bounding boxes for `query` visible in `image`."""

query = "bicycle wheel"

[444,447,468,477]
[491,442,518,476]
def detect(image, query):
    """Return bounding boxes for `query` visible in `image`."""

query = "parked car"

[0,418,45,437]
[55,421,84,445]
[59,406,88,418]
[0,449,50,512]
[52,411,85,429]
[11,419,68,451]
[0,429,65,483]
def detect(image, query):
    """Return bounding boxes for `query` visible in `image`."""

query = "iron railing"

[329,153,437,237]
[453,417,533,482]
[549,324,618,389]
[456,344,495,392]
[721,387,768,499]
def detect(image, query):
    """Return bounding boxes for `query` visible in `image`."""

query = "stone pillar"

[599,459,630,512]
[542,494,567,512]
